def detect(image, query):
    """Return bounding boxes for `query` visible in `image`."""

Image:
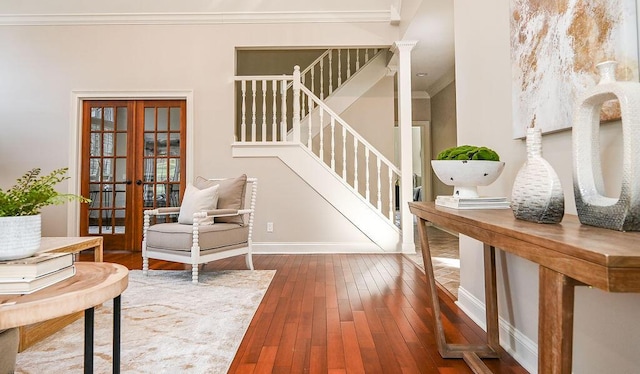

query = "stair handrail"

[298,85,400,176]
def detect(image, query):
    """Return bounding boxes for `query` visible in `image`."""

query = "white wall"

[454,0,640,373]
[0,21,397,247]
[340,77,396,161]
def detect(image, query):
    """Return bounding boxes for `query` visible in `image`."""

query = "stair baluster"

[251,81,257,141]
[353,138,359,191]
[272,80,278,142]
[342,127,347,180]
[365,148,370,202]
[307,94,313,150]
[388,168,394,220]
[337,50,342,86]
[330,118,336,171]
[280,78,287,141]
[261,79,267,141]
[319,107,324,161]
[347,49,352,79]
[377,158,382,210]
[241,80,247,142]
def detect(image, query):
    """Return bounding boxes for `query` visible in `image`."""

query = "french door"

[80,100,186,251]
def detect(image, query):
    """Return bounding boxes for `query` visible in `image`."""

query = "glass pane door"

[80,99,186,251]
[81,101,133,249]
[141,103,184,224]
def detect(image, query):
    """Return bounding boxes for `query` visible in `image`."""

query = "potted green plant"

[0,168,89,260]
[431,145,505,198]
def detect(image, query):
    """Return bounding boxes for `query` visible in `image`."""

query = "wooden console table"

[19,236,104,351]
[0,262,128,373]
[408,202,640,374]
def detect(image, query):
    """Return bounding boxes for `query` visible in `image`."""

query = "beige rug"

[15,269,275,373]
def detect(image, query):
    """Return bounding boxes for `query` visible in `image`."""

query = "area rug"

[15,269,275,373]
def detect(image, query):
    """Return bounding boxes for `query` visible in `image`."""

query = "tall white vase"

[573,60,640,231]
[511,128,564,223]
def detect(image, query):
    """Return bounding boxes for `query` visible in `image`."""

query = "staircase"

[232,48,402,252]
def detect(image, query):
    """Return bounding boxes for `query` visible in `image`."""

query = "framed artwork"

[510,0,639,139]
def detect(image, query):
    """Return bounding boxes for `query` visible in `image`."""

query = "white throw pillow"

[177,183,219,225]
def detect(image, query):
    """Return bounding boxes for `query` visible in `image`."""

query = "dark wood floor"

[92,251,527,373]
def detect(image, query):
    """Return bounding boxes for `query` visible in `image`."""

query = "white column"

[394,40,417,253]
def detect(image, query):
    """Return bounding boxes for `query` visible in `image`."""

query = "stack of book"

[0,252,76,294]
[436,195,511,210]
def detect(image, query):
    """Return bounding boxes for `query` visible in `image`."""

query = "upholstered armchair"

[142,175,257,283]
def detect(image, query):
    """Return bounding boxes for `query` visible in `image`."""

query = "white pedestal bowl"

[431,160,505,198]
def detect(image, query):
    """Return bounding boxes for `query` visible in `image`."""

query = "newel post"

[292,65,301,143]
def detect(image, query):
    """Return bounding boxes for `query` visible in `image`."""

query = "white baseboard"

[252,242,385,254]
[456,287,537,374]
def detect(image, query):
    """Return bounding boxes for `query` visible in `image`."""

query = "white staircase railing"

[235,75,294,142]
[291,48,384,119]
[234,66,400,226]
[299,84,400,223]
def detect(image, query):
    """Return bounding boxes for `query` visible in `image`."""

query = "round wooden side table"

[0,262,129,373]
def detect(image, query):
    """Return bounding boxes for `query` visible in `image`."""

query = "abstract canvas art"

[510,0,638,139]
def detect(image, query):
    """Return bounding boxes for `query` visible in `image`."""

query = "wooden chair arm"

[200,208,254,217]
[145,207,181,216]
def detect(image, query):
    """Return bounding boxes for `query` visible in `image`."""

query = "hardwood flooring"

[90,251,528,373]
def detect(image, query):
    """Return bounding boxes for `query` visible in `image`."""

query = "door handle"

[136,180,143,185]
[125,180,132,185]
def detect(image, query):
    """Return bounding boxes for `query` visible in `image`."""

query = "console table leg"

[113,295,121,374]
[416,219,499,364]
[84,307,94,374]
[483,244,499,352]
[539,266,577,374]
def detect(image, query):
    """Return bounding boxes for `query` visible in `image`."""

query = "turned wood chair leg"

[191,264,199,283]
[246,253,254,270]
[142,257,149,275]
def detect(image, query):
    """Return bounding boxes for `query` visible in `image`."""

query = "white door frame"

[67,90,194,236]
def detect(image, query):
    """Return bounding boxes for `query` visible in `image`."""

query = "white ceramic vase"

[573,61,640,231]
[511,128,564,223]
[0,214,42,261]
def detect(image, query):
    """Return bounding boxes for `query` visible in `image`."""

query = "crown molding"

[0,10,393,26]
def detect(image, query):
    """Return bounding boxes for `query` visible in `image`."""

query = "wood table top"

[37,237,102,254]
[0,262,128,330]
[409,202,640,291]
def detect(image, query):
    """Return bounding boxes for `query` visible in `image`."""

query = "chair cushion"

[177,183,219,225]
[194,174,247,224]
[146,222,249,252]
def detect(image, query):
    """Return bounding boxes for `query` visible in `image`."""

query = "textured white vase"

[511,128,564,223]
[573,61,640,231]
[0,214,42,260]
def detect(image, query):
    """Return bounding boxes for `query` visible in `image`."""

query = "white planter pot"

[0,214,42,261]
